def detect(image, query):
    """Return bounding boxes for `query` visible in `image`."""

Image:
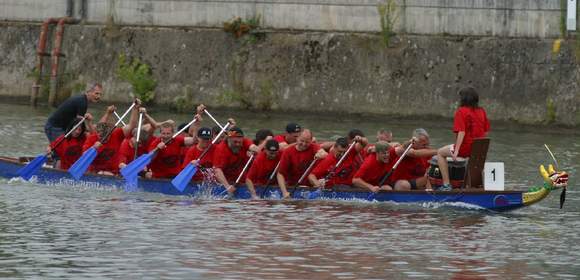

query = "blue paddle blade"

[68,148,98,180]
[121,152,153,181]
[124,176,139,192]
[17,154,48,180]
[171,163,198,192]
[307,189,322,200]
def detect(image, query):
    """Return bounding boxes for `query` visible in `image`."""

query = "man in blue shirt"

[44,82,102,142]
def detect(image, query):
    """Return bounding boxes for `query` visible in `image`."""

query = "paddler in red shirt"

[213,126,260,195]
[117,107,160,171]
[273,122,302,150]
[308,137,357,189]
[436,87,490,191]
[83,103,140,175]
[147,121,197,179]
[48,116,94,170]
[352,142,398,192]
[181,127,216,182]
[391,128,437,190]
[245,139,281,199]
[276,129,327,199]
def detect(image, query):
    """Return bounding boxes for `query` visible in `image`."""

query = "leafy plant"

[378,0,399,47]
[560,0,567,39]
[223,15,261,38]
[116,53,157,104]
[546,97,556,123]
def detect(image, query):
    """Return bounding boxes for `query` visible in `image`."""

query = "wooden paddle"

[170,122,231,192]
[121,115,199,184]
[68,102,136,180]
[17,117,87,180]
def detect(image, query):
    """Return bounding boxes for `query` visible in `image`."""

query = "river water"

[0,103,578,279]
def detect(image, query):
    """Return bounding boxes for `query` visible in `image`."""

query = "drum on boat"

[427,156,467,188]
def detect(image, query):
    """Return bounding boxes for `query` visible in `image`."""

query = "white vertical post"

[567,0,577,31]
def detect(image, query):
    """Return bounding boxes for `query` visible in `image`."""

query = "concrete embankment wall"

[0,0,579,125]
[1,0,564,37]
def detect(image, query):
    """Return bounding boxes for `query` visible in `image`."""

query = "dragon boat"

[0,156,568,212]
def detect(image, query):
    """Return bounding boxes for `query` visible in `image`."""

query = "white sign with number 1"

[484,162,504,191]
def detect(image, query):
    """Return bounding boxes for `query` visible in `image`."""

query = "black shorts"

[409,179,419,190]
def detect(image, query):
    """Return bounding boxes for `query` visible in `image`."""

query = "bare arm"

[245,178,259,199]
[453,131,465,159]
[188,113,202,138]
[319,141,334,152]
[84,113,95,133]
[122,101,140,137]
[249,144,260,154]
[352,177,379,193]
[98,105,116,124]
[214,168,233,190]
[308,173,323,188]
[276,172,290,198]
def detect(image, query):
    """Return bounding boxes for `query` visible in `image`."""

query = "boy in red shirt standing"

[436,87,490,190]
[245,139,281,199]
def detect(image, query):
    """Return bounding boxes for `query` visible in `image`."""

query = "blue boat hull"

[1,157,531,211]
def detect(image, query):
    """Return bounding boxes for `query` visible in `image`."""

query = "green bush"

[116,53,157,104]
[378,0,398,47]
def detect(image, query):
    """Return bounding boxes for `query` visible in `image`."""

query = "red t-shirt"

[213,138,253,183]
[391,155,430,181]
[273,134,286,143]
[453,106,490,157]
[353,148,398,186]
[278,143,320,186]
[83,128,126,173]
[311,151,357,187]
[148,135,186,178]
[51,134,86,170]
[182,144,216,181]
[117,137,153,167]
[247,151,281,185]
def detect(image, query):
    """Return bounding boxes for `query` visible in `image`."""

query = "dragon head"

[540,164,569,189]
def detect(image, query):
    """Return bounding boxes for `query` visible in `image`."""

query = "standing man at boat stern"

[44,82,102,142]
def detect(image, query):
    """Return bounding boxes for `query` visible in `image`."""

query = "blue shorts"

[44,122,65,143]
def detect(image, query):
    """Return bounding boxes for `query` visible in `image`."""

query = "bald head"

[296,129,313,151]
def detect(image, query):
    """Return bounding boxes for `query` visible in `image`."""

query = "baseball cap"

[265,139,279,152]
[197,127,213,140]
[227,127,244,137]
[285,122,302,133]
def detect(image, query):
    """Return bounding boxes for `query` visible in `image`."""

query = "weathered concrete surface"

[0,22,579,125]
[1,0,565,38]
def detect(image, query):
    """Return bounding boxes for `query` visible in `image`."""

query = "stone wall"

[0,22,578,125]
[0,0,567,37]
